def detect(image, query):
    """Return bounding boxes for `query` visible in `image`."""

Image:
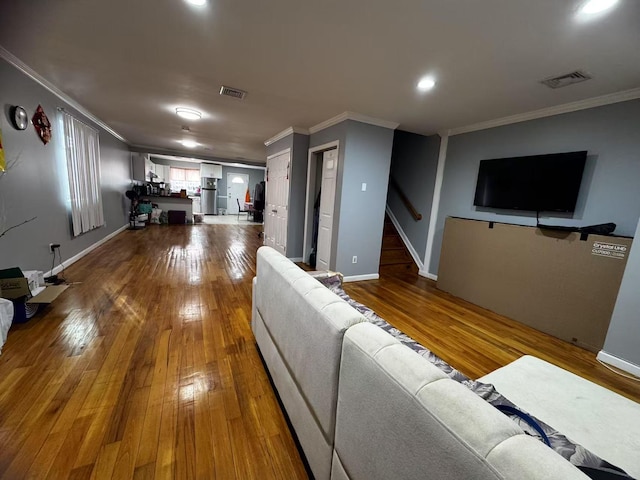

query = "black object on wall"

[474,151,587,213]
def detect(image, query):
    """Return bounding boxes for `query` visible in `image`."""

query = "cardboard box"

[0,267,67,304]
[437,217,633,352]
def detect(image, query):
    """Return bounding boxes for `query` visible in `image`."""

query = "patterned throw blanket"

[317,274,632,478]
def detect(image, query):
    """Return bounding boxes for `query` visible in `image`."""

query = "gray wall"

[217,165,265,210]
[602,216,640,367]
[287,133,310,258]
[309,121,394,277]
[0,58,130,273]
[430,99,640,275]
[387,131,441,264]
[339,121,394,277]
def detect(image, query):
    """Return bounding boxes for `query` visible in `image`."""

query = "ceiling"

[1,0,639,163]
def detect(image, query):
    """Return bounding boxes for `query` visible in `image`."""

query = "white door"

[264,151,290,255]
[227,173,249,214]
[316,149,338,270]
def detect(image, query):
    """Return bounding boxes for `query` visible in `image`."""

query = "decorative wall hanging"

[32,105,52,145]
[11,106,29,130]
[0,128,5,172]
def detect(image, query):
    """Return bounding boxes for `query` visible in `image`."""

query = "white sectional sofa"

[251,246,606,480]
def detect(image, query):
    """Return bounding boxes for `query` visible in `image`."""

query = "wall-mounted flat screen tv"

[473,151,587,213]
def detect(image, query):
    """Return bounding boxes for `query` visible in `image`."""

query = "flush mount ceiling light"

[417,76,436,92]
[578,0,618,14]
[184,0,207,6]
[180,139,199,148]
[176,107,202,120]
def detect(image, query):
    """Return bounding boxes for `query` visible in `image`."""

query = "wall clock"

[11,106,29,130]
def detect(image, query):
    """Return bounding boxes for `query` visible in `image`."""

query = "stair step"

[381,248,412,265]
[382,235,404,249]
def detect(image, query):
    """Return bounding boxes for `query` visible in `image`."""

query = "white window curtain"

[61,111,104,236]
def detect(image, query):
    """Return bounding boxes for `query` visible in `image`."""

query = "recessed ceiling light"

[176,107,202,120]
[185,0,207,6]
[417,76,436,92]
[180,140,199,148]
[579,0,618,14]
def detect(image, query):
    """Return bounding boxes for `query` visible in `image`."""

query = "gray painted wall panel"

[387,131,440,263]
[337,121,394,277]
[430,99,640,275]
[287,133,310,258]
[603,217,640,367]
[0,58,129,273]
[217,166,265,210]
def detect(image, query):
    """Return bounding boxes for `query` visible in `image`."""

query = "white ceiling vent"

[540,70,593,89]
[219,85,247,99]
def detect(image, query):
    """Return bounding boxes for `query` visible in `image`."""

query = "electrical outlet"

[352,256,357,264]
[49,243,60,253]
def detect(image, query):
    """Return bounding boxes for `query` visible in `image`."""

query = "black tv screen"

[473,151,587,213]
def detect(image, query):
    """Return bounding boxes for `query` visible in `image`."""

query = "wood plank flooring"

[0,224,638,479]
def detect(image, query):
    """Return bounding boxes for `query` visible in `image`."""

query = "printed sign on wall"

[592,241,627,260]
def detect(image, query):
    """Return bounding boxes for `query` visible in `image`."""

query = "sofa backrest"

[254,246,366,447]
[332,322,589,480]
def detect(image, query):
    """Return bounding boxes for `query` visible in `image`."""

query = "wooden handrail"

[389,176,422,221]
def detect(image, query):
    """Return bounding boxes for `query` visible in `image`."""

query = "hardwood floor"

[0,224,638,479]
[0,225,307,479]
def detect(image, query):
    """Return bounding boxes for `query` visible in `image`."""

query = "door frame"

[226,172,250,214]
[265,148,292,251]
[302,141,340,265]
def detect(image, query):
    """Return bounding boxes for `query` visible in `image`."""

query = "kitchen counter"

[141,196,193,222]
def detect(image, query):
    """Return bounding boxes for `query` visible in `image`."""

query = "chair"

[237,198,253,221]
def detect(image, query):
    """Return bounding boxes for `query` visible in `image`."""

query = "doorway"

[227,173,249,215]
[264,149,291,256]
[303,141,339,268]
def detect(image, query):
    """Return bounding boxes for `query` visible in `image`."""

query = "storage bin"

[168,210,186,224]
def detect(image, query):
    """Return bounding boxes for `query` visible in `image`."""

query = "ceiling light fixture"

[579,0,618,14]
[417,76,436,92]
[180,140,199,148]
[184,0,207,6]
[176,107,202,120]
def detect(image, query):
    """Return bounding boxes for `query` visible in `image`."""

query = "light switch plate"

[361,183,367,191]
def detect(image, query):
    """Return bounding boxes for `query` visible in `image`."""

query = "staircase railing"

[389,176,422,221]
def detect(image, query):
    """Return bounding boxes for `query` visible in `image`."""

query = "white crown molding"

[309,111,400,134]
[264,126,310,146]
[0,46,129,144]
[449,87,640,136]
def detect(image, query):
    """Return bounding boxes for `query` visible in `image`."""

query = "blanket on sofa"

[317,274,632,478]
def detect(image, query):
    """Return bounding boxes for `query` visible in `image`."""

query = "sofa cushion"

[334,323,588,480]
[254,246,366,445]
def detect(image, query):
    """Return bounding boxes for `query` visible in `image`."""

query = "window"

[61,111,104,236]
[170,167,200,194]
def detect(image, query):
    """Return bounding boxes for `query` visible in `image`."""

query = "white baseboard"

[343,273,379,283]
[46,224,128,277]
[288,257,303,262]
[385,205,424,271]
[418,270,438,281]
[596,350,640,378]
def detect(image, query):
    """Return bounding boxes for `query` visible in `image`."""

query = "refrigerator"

[201,177,217,215]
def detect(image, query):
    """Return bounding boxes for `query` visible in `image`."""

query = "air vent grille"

[540,70,593,89]
[219,86,247,99]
